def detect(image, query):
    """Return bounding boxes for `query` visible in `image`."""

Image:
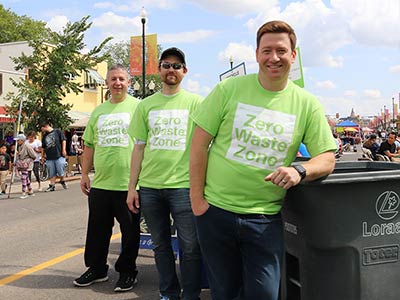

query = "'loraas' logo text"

[362,191,400,237]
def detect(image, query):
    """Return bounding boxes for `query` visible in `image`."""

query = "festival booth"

[335,120,360,145]
[335,120,360,133]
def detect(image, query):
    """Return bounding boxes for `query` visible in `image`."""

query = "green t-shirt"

[132,90,202,188]
[191,74,337,214]
[83,95,140,191]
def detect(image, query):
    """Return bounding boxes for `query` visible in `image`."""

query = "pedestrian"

[40,122,68,191]
[378,131,398,160]
[0,144,12,195]
[73,64,141,293]
[190,20,337,300]
[5,131,14,146]
[68,133,82,174]
[14,134,36,199]
[26,131,42,191]
[126,47,203,300]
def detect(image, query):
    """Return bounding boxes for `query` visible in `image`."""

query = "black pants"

[84,188,140,274]
[28,161,40,183]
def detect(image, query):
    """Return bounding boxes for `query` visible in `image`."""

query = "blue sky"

[3,0,400,118]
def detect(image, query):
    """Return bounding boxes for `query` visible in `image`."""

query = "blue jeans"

[45,156,65,178]
[195,204,283,300]
[139,187,202,300]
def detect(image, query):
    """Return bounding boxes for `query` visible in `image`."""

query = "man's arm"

[190,126,213,216]
[80,146,94,196]
[126,143,145,214]
[265,151,335,189]
[61,140,67,157]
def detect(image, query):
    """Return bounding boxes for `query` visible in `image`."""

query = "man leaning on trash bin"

[190,20,337,300]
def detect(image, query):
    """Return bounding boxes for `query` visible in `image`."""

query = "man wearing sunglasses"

[127,47,203,300]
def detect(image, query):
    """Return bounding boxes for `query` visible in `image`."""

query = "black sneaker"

[73,268,108,287]
[60,181,68,190]
[114,272,138,292]
[45,185,55,192]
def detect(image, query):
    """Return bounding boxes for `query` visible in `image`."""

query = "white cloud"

[158,30,219,44]
[218,42,255,66]
[46,15,69,33]
[94,0,176,12]
[187,0,278,16]
[364,89,382,98]
[389,65,400,73]
[92,12,142,42]
[332,0,400,48]
[184,78,211,96]
[344,90,357,97]
[316,80,336,89]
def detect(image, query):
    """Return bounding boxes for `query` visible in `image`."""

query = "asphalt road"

[0,150,365,300]
[0,178,211,300]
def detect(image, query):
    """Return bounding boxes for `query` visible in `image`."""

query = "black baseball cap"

[159,47,186,65]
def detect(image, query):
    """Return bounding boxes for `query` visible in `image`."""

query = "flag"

[130,33,158,76]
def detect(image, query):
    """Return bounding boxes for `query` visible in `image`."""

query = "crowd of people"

[0,124,85,198]
[71,20,337,300]
[362,131,400,161]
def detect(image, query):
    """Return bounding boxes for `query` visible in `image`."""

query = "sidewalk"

[4,172,82,197]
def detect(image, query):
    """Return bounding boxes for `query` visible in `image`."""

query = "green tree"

[101,40,163,98]
[5,16,112,131]
[0,4,53,43]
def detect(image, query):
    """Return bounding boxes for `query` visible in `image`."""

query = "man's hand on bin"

[264,166,302,190]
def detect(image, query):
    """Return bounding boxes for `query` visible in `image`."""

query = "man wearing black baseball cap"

[127,47,203,300]
[159,47,186,66]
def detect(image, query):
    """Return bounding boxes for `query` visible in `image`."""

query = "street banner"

[289,47,304,88]
[130,33,158,76]
[219,62,246,81]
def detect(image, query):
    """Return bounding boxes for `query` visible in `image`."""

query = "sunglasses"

[160,62,185,70]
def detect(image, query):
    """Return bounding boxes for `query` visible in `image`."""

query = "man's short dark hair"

[256,20,297,51]
[40,121,51,128]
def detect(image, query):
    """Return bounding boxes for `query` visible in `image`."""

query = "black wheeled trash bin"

[281,161,400,300]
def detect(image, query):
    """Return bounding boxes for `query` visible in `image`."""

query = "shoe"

[28,193,35,197]
[114,272,137,292]
[20,194,29,199]
[45,185,55,192]
[160,296,177,300]
[60,181,68,190]
[73,268,108,287]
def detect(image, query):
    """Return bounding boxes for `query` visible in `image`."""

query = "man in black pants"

[73,64,141,292]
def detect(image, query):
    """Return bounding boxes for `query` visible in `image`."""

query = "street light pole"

[140,7,147,99]
[392,97,395,129]
[384,105,387,130]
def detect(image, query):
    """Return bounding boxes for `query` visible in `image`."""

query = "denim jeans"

[195,204,283,300]
[139,187,202,300]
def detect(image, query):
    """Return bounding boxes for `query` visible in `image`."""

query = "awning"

[68,111,91,128]
[69,116,90,128]
[85,69,105,86]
